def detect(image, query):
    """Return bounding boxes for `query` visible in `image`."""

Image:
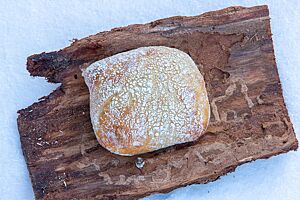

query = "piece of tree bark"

[17,5,298,200]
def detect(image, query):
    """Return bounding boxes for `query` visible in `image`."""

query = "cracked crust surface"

[82,46,210,155]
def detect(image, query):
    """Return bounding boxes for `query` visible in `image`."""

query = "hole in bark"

[227,111,235,120]
[74,74,78,79]
[209,67,230,81]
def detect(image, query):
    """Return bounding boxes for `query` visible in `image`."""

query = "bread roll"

[82,46,210,156]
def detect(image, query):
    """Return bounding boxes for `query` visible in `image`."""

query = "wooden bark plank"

[17,5,298,200]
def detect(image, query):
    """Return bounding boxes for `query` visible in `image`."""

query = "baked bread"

[82,46,210,156]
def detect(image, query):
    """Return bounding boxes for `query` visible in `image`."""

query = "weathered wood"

[17,5,298,200]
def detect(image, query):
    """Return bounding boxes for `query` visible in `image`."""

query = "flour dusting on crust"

[82,46,210,156]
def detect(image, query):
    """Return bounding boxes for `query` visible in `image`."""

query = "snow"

[0,0,299,200]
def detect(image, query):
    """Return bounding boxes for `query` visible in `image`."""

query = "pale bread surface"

[82,46,210,156]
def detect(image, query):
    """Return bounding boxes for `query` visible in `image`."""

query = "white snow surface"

[0,0,299,200]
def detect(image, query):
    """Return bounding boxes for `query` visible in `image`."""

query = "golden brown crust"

[82,46,210,156]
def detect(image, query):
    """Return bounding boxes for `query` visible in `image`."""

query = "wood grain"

[17,5,298,200]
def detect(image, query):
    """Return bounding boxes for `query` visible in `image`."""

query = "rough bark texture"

[17,5,298,200]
